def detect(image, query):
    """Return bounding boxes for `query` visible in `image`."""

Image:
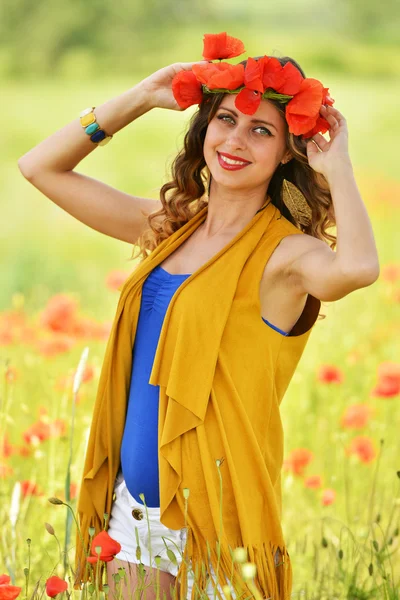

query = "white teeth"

[219,154,248,166]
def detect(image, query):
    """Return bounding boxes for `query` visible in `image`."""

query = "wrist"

[134,80,157,111]
[324,157,354,184]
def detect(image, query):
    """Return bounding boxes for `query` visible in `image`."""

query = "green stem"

[201,84,293,104]
[213,460,224,600]
[95,553,101,600]
[63,386,78,575]
[382,476,400,546]
[24,539,31,600]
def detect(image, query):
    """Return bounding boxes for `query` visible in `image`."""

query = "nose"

[225,125,247,151]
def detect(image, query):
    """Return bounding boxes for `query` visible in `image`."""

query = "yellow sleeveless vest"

[74,198,321,599]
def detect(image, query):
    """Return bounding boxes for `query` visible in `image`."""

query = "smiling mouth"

[218,152,250,165]
[217,152,251,170]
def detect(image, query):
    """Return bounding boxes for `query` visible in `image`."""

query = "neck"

[201,189,270,238]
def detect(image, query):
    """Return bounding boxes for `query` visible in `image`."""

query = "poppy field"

[1,75,400,599]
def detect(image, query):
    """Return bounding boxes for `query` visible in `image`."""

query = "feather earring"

[281,178,312,227]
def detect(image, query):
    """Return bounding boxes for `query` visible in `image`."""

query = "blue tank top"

[120,264,289,507]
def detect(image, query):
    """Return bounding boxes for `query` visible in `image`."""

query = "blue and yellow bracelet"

[79,107,113,146]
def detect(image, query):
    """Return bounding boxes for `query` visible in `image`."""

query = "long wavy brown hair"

[130,56,337,306]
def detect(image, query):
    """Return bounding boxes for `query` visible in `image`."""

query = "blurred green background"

[1,0,400,80]
[2,0,399,315]
[2,1,400,595]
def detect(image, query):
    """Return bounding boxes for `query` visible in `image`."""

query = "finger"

[326,105,346,123]
[178,61,208,70]
[320,106,339,129]
[312,132,330,150]
[307,139,319,154]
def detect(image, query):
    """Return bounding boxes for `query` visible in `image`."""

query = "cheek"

[204,126,217,146]
[203,128,219,159]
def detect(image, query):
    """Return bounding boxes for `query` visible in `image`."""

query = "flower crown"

[172,32,335,140]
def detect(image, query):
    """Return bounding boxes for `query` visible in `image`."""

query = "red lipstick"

[217,152,251,171]
[219,152,251,163]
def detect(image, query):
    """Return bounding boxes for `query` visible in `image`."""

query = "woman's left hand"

[306,105,352,179]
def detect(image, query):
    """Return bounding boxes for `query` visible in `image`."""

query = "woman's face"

[203,93,291,194]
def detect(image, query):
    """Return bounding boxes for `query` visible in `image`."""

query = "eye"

[216,114,273,137]
[217,114,235,125]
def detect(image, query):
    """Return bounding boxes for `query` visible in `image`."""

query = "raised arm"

[17,62,207,244]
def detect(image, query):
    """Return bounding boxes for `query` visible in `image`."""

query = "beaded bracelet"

[79,107,113,146]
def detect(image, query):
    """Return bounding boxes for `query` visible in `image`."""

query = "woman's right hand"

[139,62,209,111]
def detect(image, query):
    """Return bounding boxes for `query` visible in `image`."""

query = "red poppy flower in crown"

[171,32,335,140]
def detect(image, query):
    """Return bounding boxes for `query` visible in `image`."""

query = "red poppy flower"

[87,530,122,564]
[304,475,322,489]
[341,404,372,429]
[322,87,335,107]
[191,62,245,91]
[263,58,303,96]
[17,445,32,457]
[45,576,68,598]
[317,364,344,384]
[69,482,78,499]
[258,56,285,93]
[285,77,327,137]
[171,70,203,110]
[371,362,400,398]
[36,335,75,358]
[80,365,94,383]
[301,115,331,140]
[377,362,400,387]
[69,316,103,339]
[381,263,400,282]
[23,421,51,445]
[20,481,43,498]
[371,378,400,398]
[1,433,14,459]
[346,436,376,463]
[322,488,336,506]
[284,448,314,476]
[40,294,79,334]
[0,574,22,600]
[231,57,264,115]
[23,413,66,446]
[202,32,246,61]
[235,88,262,116]
[243,57,264,93]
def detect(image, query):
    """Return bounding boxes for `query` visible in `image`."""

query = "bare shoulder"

[264,229,331,283]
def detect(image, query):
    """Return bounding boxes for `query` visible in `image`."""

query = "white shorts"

[107,469,234,599]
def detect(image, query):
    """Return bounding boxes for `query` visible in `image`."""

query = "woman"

[18,32,379,600]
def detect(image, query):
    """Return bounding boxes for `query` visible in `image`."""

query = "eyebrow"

[217,106,278,131]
